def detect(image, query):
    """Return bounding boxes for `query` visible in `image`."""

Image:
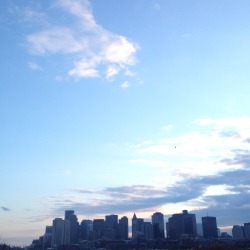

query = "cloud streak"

[1,206,11,212]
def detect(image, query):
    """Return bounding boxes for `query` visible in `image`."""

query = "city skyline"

[1,0,250,246]
[29,209,250,248]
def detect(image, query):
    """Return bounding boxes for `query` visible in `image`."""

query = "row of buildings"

[232,223,250,239]
[33,209,227,248]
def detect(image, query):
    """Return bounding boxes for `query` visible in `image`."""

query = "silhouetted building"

[79,220,93,241]
[152,212,165,239]
[244,223,250,239]
[63,213,79,244]
[93,219,105,240]
[132,213,144,240]
[142,222,153,240]
[51,218,64,247]
[119,216,128,240]
[65,210,74,220]
[105,214,118,239]
[202,216,218,238]
[168,210,197,239]
[232,225,245,239]
[43,226,52,246]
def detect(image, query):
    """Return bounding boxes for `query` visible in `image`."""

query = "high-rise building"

[93,219,105,240]
[152,212,165,239]
[79,220,93,241]
[202,216,218,238]
[142,222,153,240]
[232,225,245,239]
[65,210,74,220]
[244,223,250,239]
[168,210,197,239]
[132,213,144,240]
[63,213,79,245]
[118,216,128,240]
[105,215,118,239]
[51,218,64,248]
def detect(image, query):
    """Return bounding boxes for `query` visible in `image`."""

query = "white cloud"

[25,0,138,80]
[106,65,120,80]
[120,81,130,89]
[195,116,250,129]
[129,116,250,180]
[28,61,42,71]
[27,27,84,54]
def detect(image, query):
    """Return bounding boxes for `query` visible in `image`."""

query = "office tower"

[43,226,52,246]
[168,210,197,239]
[152,212,165,239]
[142,222,153,240]
[244,223,250,239]
[93,219,105,240]
[232,225,245,239]
[51,218,64,247]
[65,210,74,220]
[63,213,79,245]
[132,213,144,240]
[202,216,218,238]
[104,214,118,239]
[79,220,93,241]
[118,216,128,240]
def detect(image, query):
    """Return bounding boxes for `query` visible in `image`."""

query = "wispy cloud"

[1,206,11,212]
[121,81,130,89]
[45,151,250,226]
[24,0,138,80]
[28,61,43,71]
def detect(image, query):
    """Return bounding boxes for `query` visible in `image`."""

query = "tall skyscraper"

[65,210,74,220]
[63,213,79,245]
[132,213,144,240]
[105,214,118,239]
[93,219,105,240]
[79,220,93,241]
[202,216,218,238]
[168,210,197,239]
[118,216,128,240]
[244,223,250,239]
[152,212,165,239]
[51,218,64,248]
[142,222,153,240]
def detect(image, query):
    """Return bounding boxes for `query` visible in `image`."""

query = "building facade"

[202,216,218,238]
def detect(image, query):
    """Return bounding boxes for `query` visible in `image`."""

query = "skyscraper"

[93,219,105,240]
[142,222,153,240]
[51,218,64,248]
[202,216,218,238]
[244,223,250,239]
[79,220,93,241]
[232,225,245,239]
[105,214,118,239]
[118,216,128,240]
[63,213,79,245]
[152,212,165,239]
[132,213,144,240]
[168,210,197,239]
[64,210,74,220]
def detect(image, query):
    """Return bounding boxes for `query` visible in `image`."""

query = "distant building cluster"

[232,223,250,239]
[30,210,250,249]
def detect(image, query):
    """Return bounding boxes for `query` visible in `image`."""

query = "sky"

[1,0,250,246]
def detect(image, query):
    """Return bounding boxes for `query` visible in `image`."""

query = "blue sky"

[1,0,250,246]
